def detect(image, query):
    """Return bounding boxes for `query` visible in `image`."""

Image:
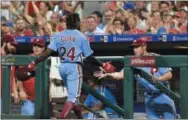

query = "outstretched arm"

[94,68,124,80]
[85,55,103,66]
[28,48,54,71]
[34,48,54,64]
[85,55,116,73]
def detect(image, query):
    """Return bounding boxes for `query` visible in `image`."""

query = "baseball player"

[17,38,46,115]
[27,13,115,119]
[82,76,120,119]
[1,35,19,113]
[94,38,176,119]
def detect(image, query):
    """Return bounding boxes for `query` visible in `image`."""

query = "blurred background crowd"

[1,1,188,38]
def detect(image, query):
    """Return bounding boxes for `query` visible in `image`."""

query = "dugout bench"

[1,55,188,119]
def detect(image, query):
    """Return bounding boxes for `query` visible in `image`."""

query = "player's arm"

[17,81,27,101]
[28,48,54,71]
[34,48,54,64]
[152,67,173,81]
[153,71,172,81]
[82,35,115,73]
[94,69,124,80]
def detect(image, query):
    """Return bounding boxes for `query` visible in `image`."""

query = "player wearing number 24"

[28,13,115,119]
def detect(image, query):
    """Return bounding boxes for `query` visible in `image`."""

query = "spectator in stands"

[1,21,14,35]
[135,8,149,31]
[114,8,125,23]
[50,12,66,32]
[162,13,180,34]
[37,21,53,36]
[59,1,82,15]
[38,1,53,21]
[151,2,159,13]
[91,11,104,30]
[173,11,188,34]
[85,16,104,35]
[1,1,11,20]
[159,1,170,14]
[127,16,146,34]
[135,1,145,10]
[82,76,120,119]
[104,9,115,33]
[123,1,135,12]
[80,18,88,33]
[14,18,34,37]
[108,18,125,35]
[17,38,46,115]
[9,1,24,22]
[149,11,165,34]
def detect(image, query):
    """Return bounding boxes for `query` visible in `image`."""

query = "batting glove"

[28,61,36,71]
[102,62,116,73]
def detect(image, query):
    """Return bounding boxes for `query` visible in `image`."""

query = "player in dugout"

[1,35,20,113]
[82,75,120,119]
[16,38,46,115]
[26,13,115,119]
[94,38,177,119]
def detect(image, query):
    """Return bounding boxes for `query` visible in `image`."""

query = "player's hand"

[19,91,27,101]
[28,61,36,71]
[102,62,115,73]
[12,93,20,104]
[151,75,160,82]
[93,67,109,79]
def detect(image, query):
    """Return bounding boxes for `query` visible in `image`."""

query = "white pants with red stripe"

[59,63,83,103]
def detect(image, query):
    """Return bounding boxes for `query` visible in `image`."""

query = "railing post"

[123,66,133,119]
[180,67,188,119]
[35,65,43,118]
[42,60,50,118]
[2,66,11,114]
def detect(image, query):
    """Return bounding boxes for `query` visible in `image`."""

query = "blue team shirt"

[135,53,172,93]
[48,29,93,63]
[84,85,118,114]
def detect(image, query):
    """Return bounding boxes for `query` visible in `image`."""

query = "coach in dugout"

[16,38,46,115]
[94,38,176,119]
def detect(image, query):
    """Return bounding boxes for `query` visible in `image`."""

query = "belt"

[60,62,83,66]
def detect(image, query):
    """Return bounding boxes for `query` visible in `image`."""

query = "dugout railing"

[1,55,49,119]
[1,55,188,119]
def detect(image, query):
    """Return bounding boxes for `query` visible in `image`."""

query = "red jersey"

[22,53,35,101]
[14,29,34,37]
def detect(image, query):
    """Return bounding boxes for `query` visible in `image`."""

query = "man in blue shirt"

[94,38,176,119]
[82,76,120,119]
[27,13,115,119]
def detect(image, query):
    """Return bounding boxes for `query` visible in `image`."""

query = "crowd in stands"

[1,1,187,39]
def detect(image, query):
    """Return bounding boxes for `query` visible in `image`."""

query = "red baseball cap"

[2,34,18,46]
[31,38,45,46]
[129,38,147,47]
